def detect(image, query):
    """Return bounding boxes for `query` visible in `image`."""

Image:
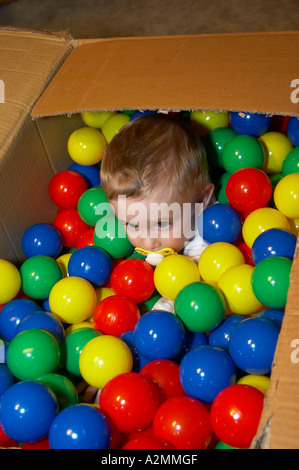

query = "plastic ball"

[55,252,72,277]
[77,187,113,227]
[48,170,88,209]
[20,256,63,300]
[35,373,78,410]
[190,110,229,137]
[21,223,62,259]
[259,131,293,174]
[210,384,264,448]
[208,314,244,351]
[129,109,157,120]
[120,329,148,372]
[68,162,102,188]
[287,116,299,146]
[67,127,107,165]
[251,228,297,264]
[0,381,58,443]
[76,227,95,249]
[229,111,271,136]
[53,208,91,248]
[0,298,40,342]
[152,396,213,449]
[251,256,292,309]
[110,258,155,303]
[122,436,173,449]
[133,310,186,361]
[282,147,299,175]
[214,171,231,204]
[93,294,140,337]
[60,327,101,376]
[242,207,290,248]
[101,112,130,143]
[222,134,264,173]
[0,259,21,304]
[6,329,60,380]
[229,317,279,374]
[204,126,236,167]
[99,372,160,433]
[274,173,299,219]
[237,374,270,395]
[67,246,111,287]
[199,203,242,244]
[0,364,15,399]
[49,276,97,324]
[81,110,117,129]
[218,264,263,315]
[79,335,133,389]
[94,215,134,259]
[174,281,226,333]
[179,345,236,403]
[226,168,273,212]
[48,403,111,449]
[16,310,65,343]
[153,254,200,301]
[140,359,185,402]
[254,308,284,330]
[198,242,245,286]
[0,422,19,448]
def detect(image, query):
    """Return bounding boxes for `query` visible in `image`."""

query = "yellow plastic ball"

[101,112,130,143]
[67,127,107,165]
[79,335,133,389]
[49,276,97,324]
[0,259,21,304]
[259,131,293,174]
[65,321,96,336]
[274,173,299,219]
[237,374,270,395]
[154,254,200,301]
[198,242,245,286]
[190,110,229,137]
[218,264,263,315]
[56,253,72,278]
[95,286,116,303]
[242,207,290,248]
[81,111,117,129]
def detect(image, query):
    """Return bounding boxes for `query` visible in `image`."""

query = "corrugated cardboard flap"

[32,31,299,118]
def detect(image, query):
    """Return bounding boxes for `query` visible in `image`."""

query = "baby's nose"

[142,237,161,251]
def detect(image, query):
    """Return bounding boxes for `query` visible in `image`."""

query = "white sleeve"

[183,229,209,263]
[151,296,175,313]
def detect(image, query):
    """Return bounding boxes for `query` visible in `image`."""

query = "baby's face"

[110,185,213,254]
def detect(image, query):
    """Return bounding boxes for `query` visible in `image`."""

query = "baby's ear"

[201,183,215,209]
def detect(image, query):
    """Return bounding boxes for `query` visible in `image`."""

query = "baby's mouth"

[134,247,176,266]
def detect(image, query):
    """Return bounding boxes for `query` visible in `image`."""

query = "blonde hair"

[100,113,211,202]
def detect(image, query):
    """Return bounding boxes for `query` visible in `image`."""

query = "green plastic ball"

[174,281,226,333]
[251,256,292,309]
[6,329,60,380]
[94,215,134,259]
[20,256,63,300]
[204,127,236,168]
[78,187,114,227]
[222,135,264,174]
[35,373,78,410]
[282,147,299,176]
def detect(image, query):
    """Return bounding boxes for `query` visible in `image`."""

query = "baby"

[100,113,215,265]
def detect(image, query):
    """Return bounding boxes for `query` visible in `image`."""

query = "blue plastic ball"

[251,228,297,265]
[119,330,151,372]
[133,310,186,361]
[230,111,272,136]
[21,223,62,259]
[0,298,41,342]
[68,162,101,188]
[229,317,279,375]
[287,116,299,146]
[16,311,65,343]
[129,109,157,120]
[208,314,244,351]
[0,381,58,443]
[198,203,242,244]
[67,246,111,287]
[179,345,236,403]
[48,403,111,449]
[254,309,284,330]
[0,363,15,399]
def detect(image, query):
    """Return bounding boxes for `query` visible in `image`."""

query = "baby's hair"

[100,113,211,202]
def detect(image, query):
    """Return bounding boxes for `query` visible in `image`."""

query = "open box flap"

[31,31,299,118]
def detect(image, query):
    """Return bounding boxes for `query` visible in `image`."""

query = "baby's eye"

[156,221,172,229]
[126,222,139,230]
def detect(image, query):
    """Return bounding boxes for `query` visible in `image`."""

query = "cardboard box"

[1,27,299,449]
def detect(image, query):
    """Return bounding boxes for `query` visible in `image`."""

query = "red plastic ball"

[99,372,160,434]
[226,168,272,212]
[0,422,19,448]
[122,436,174,449]
[93,294,141,336]
[110,258,155,303]
[48,170,88,209]
[140,359,186,403]
[53,208,90,248]
[76,228,96,249]
[152,396,213,449]
[21,438,50,449]
[210,384,264,448]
